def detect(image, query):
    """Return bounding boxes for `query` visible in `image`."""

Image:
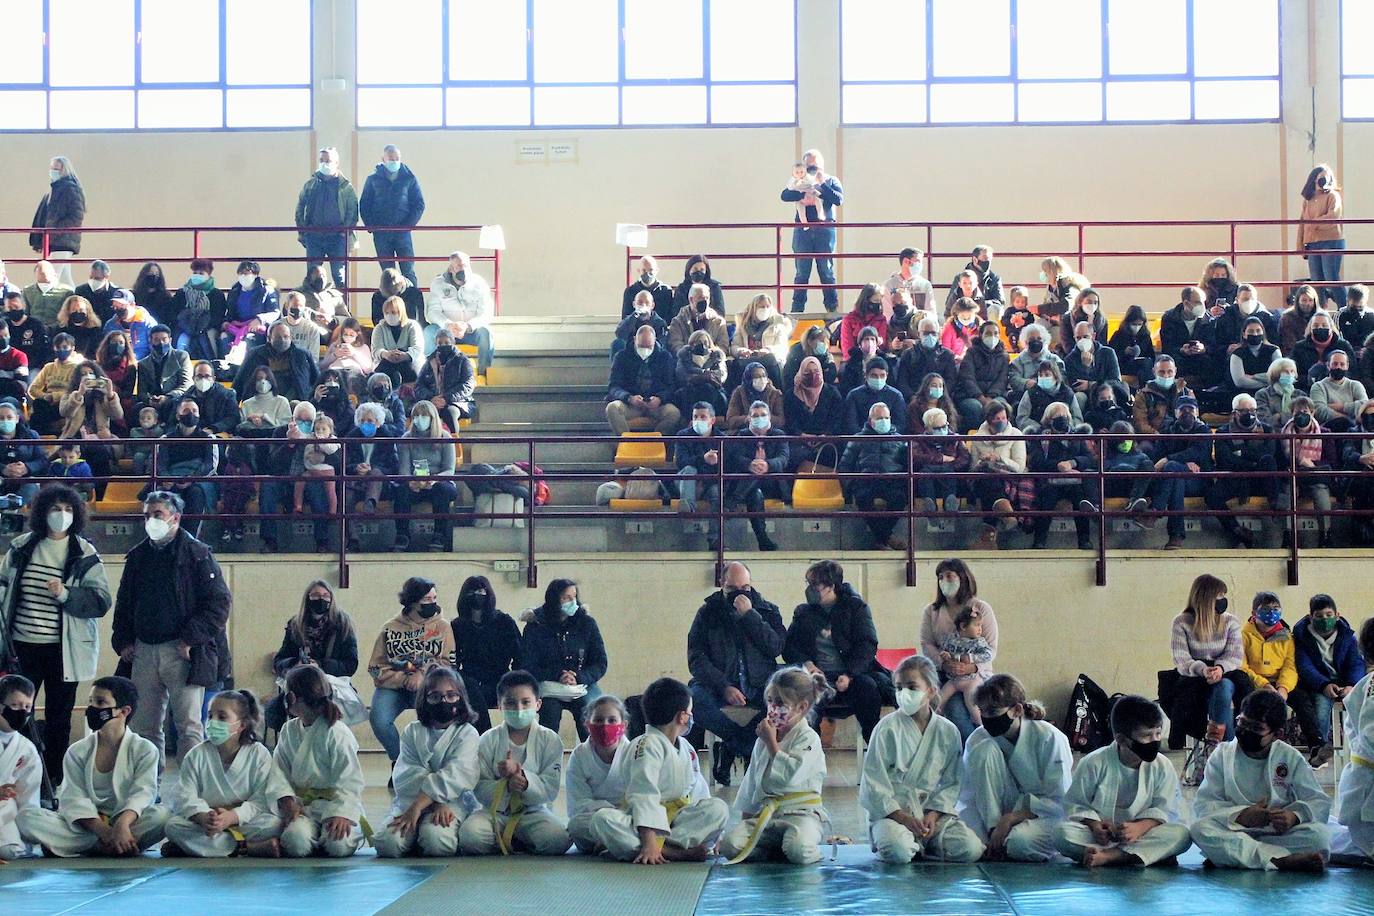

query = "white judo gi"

[0,730,42,858]
[459,722,571,856]
[18,728,169,858]
[1337,672,1374,858]
[1190,739,1330,869]
[959,719,1072,862]
[273,717,367,858]
[588,727,727,860]
[858,710,985,864]
[373,720,479,858]
[565,737,629,853]
[1054,743,1193,865]
[164,740,292,857]
[718,720,828,865]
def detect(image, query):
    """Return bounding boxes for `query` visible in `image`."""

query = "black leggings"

[13,640,77,783]
[817,671,883,742]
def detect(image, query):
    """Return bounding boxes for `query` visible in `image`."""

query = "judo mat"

[4,845,1373,915]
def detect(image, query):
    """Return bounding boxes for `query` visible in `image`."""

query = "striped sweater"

[1171,612,1243,677]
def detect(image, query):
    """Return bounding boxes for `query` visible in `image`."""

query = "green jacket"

[294,174,359,248]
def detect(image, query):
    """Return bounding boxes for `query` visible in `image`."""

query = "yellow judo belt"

[724,792,823,865]
[298,787,375,843]
[489,779,526,855]
[663,795,691,825]
[1353,753,1374,769]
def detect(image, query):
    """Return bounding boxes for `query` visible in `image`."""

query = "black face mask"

[1294,413,1313,429]
[288,307,302,319]
[1050,416,1071,433]
[5,311,23,324]
[1215,597,1229,615]
[691,270,706,280]
[1027,339,1044,354]
[1097,400,1114,410]
[691,343,708,356]
[1,705,30,731]
[308,277,325,292]
[463,591,488,610]
[179,415,199,430]
[1363,415,1374,432]
[724,587,751,603]
[306,597,330,617]
[1244,335,1264,347]
[426,700,460,724]
[434,345,455,361]
[1128,738,1162,763]
[1313,327,1332,342]
[85,705,117,733]
[1236,728,1268,755]
[371,386,389,399]
[983,711,1014,737]
[418,601,441,619]
[695,300,708,314]
[1329,367,1348,381]
[1236,411,1257,429]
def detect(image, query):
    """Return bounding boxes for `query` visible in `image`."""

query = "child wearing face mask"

[459,670,571,856]
[1277,397,1337,547]
[163,689,292,857]
[859,655,984,864]
[126,406,163,476]
[718,666,833,865]
[1239,592,1298,700]
[47,443,92,495]
[935,609,993,727]
[296,414,340,516]
[16,676,170,858]
[959,675,1071,863]
[1054,695,1192,868]
[373,666,479,858]
[565,695,631,854]
[0,675,41,860]
[1191,688,1330,871]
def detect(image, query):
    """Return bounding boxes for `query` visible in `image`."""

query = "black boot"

[751,518,778,551]
[711,741,733,786]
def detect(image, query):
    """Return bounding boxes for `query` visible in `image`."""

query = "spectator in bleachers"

[840,401,909,550]
[6,290,49,373]
[839,284,889,359]
[1300,164,1345,310]
[1207,393,1276,548]
[885,287,921,354]
[782,324,838,391]
[944,246,1003,318]
[47,442,93,495]
[131,263,172,325]
[28,332,83,434]
[0,261,15,302]
[622,255,675,325]
[895,316,957,399]
[60,362,120,488]
[23,261,73,331]
[1161,286,1219,389]
[1291,594,1364,763]
[393,400,458,553]
[265,580,359,733]
[1213,283,1279,356]
[297,263,347,331]
[906,372,958,435]
[1343,401,1374,543]
[310,367,352,432]
[1276,397,1336,548]
[1015,361,1080,435]
[1027,402,1094,550]
[1311,349,1366,431]
[424,250,494,373]
[843,357,906,435]
[257,402,329,553]
[725,401,788,551]
[295,146,357,290]
[606,324,680,436]
[672,254,726,316]
[882,247,934,314]
[1238,592,1297,704]
[157,400,218,528]
[103,287,153,361]
[360,144,425,287]
[944,270,989,321]
[362,372,407,428]
[731,294,790,389]
[1037,257,1088,347]
[415,328,476,432]
[371,294,423,389]
[319,317,375,386]
[783,356,843,468]
[220,261,278,357]
[1279,284,1321,355]
[1106,303,1155,381]
[366,576,454,762]
[940,298,980,362]
[969,399,1026,549]
[675,402,723,551]
[233,321,320,405]
[953,321,1008,431]
[1063,288,1108,351]
[451,576,522,734]
[165,259,226,361]
[1064,320,1125,413]
[30,156,84,286]
[1292,310,1353,387]
[1100,420,1153,523]
[1200,258,1240,309]
[839,325,882,396]
[343,403,401,547]
[1149,394,1213,550]
[522,579,608,742]
[1006,324,1061,399]
[911,406,970,519]
[57,295,101,359]
[0,399,44,506]
[668,281,729,354]
[0,320,29,404]
[133,326,190,422]
[278,290,323,356]
[371,268,423,329]
[784,560,887,742]
[1339,284,1374,349]
[725,362,783,433]
[1255,357,1300,430]
[1083,381,1131,432]
[674,328,728,419]
[1133,355,1193,434]
[919,559,999,739]
[613,289,668,363]
[782,150,843,314]
[184,361,240,435]
[1000,286,1034,353]
[95,330,135,420]
[237,365,292,430]
[1228,316,1280,394]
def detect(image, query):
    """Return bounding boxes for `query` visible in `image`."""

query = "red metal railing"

[625,218,1372,309]
[9,224,502,313]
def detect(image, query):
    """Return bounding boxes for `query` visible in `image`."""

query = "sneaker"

[1164,536,1184,550]
[886,535,908,551]
[1077,499,1098,514]
[428,538,449,552]
[922,498,936,515]
[220,527,233,542]
[758,536,779,552]
[1181,740,1218,787]
[1310,743,1335,768]
[992,498,1016,531]
[1126,497,1148,515]
[942,494,959,514]
[232,525,245,542]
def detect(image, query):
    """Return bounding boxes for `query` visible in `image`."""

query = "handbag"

[793,442,845,510]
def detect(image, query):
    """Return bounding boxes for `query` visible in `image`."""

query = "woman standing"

[29,157,85,287]
[521,579,607,741]
[1300,164,1345,310]
[366,576,455,763]
[266,580,359,732]
[0,484,111,780]
[450,576,522,732]
[918,559,998,740]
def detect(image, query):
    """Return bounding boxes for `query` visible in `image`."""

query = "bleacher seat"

[96,481,144,514]
[792,475,844,511]
[789,317,828,346]
[614,432,669,468]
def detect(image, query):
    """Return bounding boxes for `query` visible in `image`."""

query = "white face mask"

[756,307,774,320]
[318,161,338,176]
[1190,303,1206,319]
[88,277,108,290]
[635,345,653,359]
[384,313,401,327]
[47,509,72,533]
[1237,298,1256,314]
[1075,337,1093,353]
[896,687,927,715]
[256,379,272,394]
[194,377,214,393]
[938,578,961,598]
[144,517,172,542]
[751,377,768,392]
[238,275,255,288]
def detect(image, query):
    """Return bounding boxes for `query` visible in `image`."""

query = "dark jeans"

[816,670,883,742]
[1204,457,1276,534]
[1033,482,1090,543]
[1307,239,1347,309]
[538,683,602,742]
[462,674,500,733]
[916,466,959,502]
[260,479,331,548]
[1289,686,1341,746]
[303,234,348,290]
[374,355,418,390]
[392,479,457,546]
[1153,462,1206,538]
[13,639,77,783]
[372,230,417,286]
[791,226,838,312]
[689,682,764,760]
[853,481,908,543]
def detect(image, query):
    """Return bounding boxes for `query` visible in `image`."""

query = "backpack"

[1063,672,1117,753]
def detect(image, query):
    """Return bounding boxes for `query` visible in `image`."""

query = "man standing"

[294,147,358,291]
[111,491,231,765]
[780,149,844,314]
[360,144,425,287]
[686,561,785,785]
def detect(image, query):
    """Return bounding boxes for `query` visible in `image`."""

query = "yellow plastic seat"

[789,317,828,346]
[609,498,666,511]
[614,432,669,469]
[96,481,145,514]
[764,498,788,511]
[792,476,845,511]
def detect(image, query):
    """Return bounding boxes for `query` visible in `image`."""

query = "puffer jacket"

[30,176,85,254]
[687,587,785,699]
[838,426,908,489]
[359,163,426,228]
[954,339,1009,400]
[1240,618,1298,693]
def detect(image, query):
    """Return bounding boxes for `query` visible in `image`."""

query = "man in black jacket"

[687,561,785,784]
[360,145,426,286]
[1204,393,1276,548]
[622,255,675,325]
[185,361,241,434]
[725,401,789,551]
[112,490,231,765]
[605,325,680,434]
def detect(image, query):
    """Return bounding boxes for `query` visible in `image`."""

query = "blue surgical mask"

[872,418,891,434]
[1037,376,1057,391]
[560,599,579,617]
[1278,374,1296,389]
[151,342,171,358]
[1154,375,1175,389]
[504,708,538,730]
[296,419,314,434]
[749,416,770,431]
[929,426,949,436]
[359,421,378,437]
[0,419,16,436]
[691,419,711,435]
[55,348,72,361]
[811,341,828,356]
[920,333,938,350]
[384,159,401,173]
[867,377,886,391]
[413,415,431,432]
[928,386,943,400]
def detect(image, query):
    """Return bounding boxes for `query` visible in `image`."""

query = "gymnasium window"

[1342,0,1374,118]
[0,0,312,131]
[840,0,1280,125]
[354,0,797,128]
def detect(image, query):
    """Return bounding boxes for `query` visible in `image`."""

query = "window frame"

[1340,0,1374,121]
[354,0,799,130]
[840,0,1283,127]
[0,0,314,134]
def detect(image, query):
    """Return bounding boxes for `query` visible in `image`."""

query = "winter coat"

[668,305,729,353]
[521,605,609,686]
[687,587,786,700]
[783,385,844,437]
[896,344,959,401]
[271,612,360,678]
[30,176,85,254]
[954,340,1009,401]
[782,583,889,689]
[415,350,476,414]
[1292,616,1366,693]
[607,343,677,403]
[452,610,523,692]
[359,163,426,229]
[0,532,110,682]
[294,173,359,246]
[231,342,320,403]
[839,427,908,487]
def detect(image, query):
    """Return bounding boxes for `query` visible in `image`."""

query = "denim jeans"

[423,322,493,374]
[1290,687,1336,745]
[260,479,331,548]
[393,479,458,545]
[1208,676,1237,738]
[940,683,977,741]
[791,226,838,313]
[689,682,762,759]
[1153,462,1206,538]
[538,682,602,741]
[677,465,721,539]
[369,686,417,761]
[303,234,348,290]
[372,230,417,286]
[1306,238,1347,309]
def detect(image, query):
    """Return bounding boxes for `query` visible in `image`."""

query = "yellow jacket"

[1240,619,1298,693]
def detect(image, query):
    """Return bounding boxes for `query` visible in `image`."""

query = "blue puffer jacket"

[359,164,426,229]
[1293,616,1367,692]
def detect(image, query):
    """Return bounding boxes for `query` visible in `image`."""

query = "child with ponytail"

[566,695,631,854]
[719,667,834,865]
[274,665,366,858]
